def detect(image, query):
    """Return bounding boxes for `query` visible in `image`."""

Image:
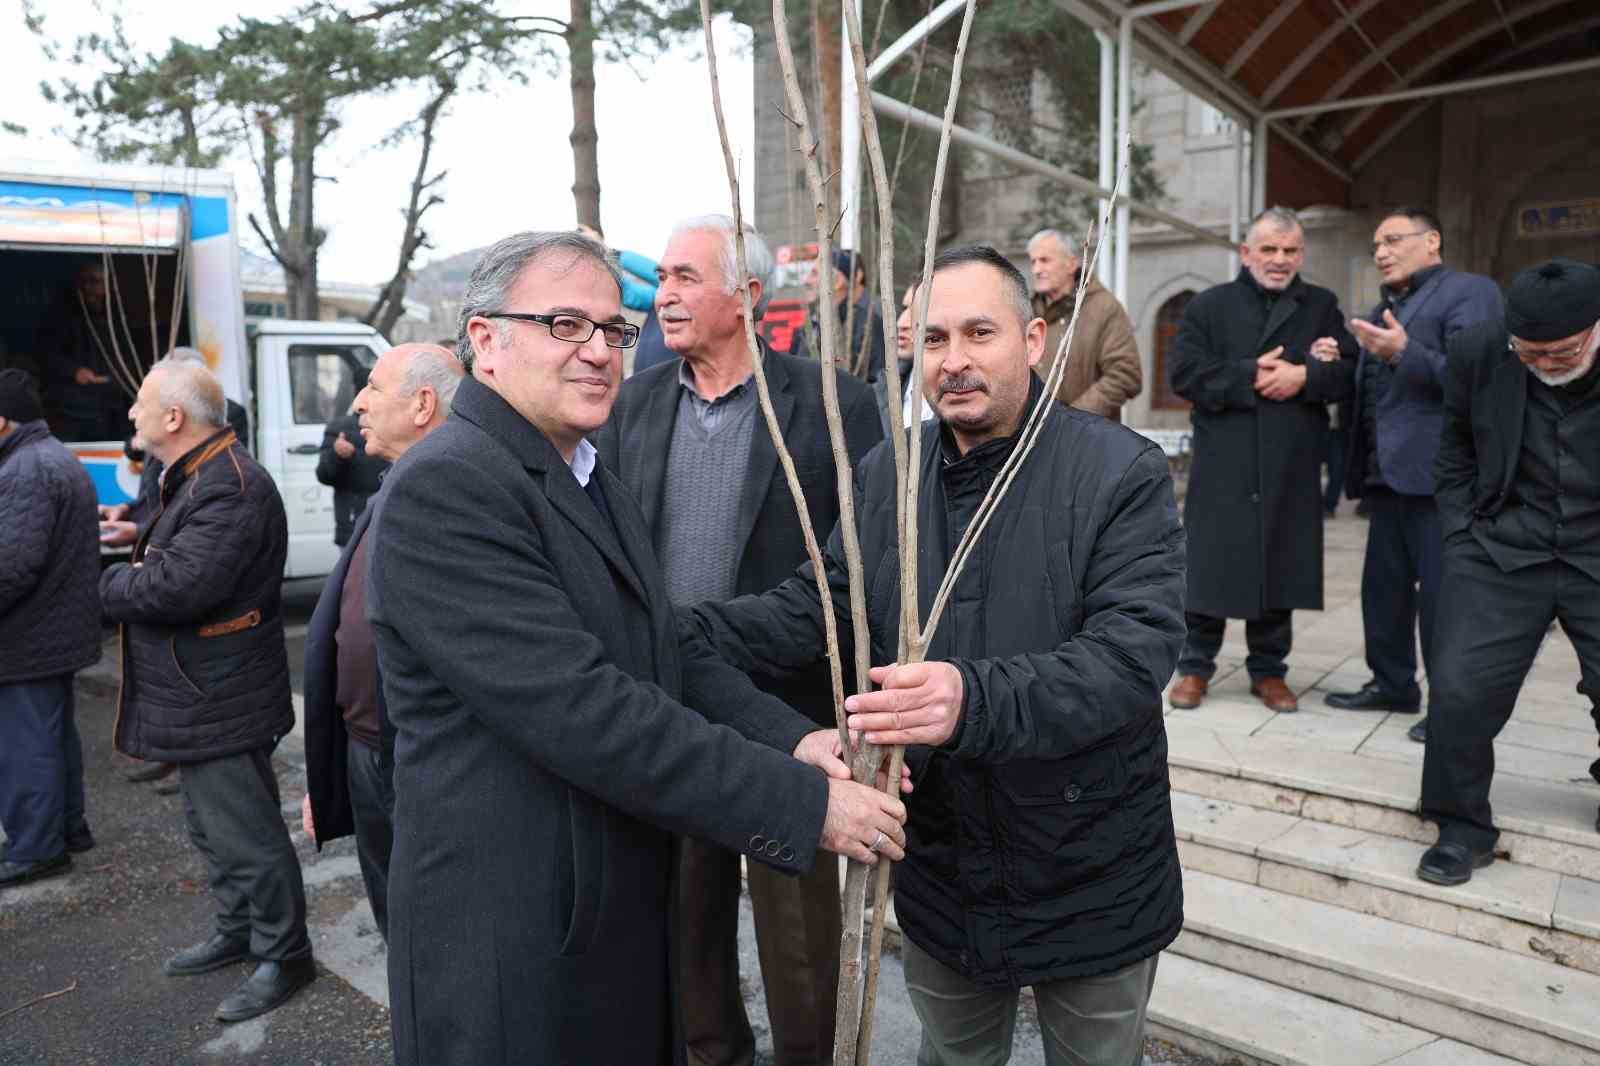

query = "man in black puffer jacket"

[0,370,102,889]
[99,356,314,1026]
[686,246,1187,1063]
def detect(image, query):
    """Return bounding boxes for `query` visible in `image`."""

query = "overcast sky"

[2,0,756,283]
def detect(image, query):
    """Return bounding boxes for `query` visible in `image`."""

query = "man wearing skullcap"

[1417,258,1600,886]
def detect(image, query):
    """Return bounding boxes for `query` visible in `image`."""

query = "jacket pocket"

[169,635,207,699]
[557,789,605,957]
[992,742,1129,899]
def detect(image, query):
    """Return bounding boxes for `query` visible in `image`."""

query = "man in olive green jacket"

[1028,228,1143,421]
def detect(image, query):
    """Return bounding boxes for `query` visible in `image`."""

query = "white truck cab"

[0,159,388,581]
[250,320,386,579]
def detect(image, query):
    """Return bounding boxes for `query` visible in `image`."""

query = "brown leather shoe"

[1169,674,1208,709]
[1251,677,1298,713]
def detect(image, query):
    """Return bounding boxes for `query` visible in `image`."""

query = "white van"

[0,159,387,580]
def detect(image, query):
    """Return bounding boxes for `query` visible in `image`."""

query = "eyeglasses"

[1370,231,1431,257]
[1509,324,1596,364]
[481,311,639,349]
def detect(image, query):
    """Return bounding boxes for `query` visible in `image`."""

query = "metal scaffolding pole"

[1252,113,1268,214]
[1114,13,1132,306]
[1097,28,1115,287]
[871,92,1234,248]
[1228,119,1242,277]
[1264,53,1600,119]
[840,0,863,252]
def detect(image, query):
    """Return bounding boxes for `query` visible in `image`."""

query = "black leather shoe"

[1407,716,1428,744]
[216,957,316,1023]
[1325,682,1420,713]
[0,853,70,888]
[125,760,177,783]
[65,822,95,854]
[164,934,251,976]
[1417,841,1494,886]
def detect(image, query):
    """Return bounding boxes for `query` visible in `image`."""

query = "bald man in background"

[100,355,312,1024]
[301,344,464,940]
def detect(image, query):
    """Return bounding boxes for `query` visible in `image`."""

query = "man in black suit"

[366,231,907,1066]
[596,215,881,1066]
[1417,259,1600,886]
[1326,207,1504,742]
[299,342,462,940]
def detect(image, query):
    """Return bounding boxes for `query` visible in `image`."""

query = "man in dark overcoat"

[366,231,907,1066]
[300,343,462,941]
[1416,259,1600,886]
[1325,207,1504,741]
[686,245,1187,1064]
[595,215,881,1066]
[1168,207,1357,713]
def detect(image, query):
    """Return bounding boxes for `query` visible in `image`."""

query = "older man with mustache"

[596,215,881,1066]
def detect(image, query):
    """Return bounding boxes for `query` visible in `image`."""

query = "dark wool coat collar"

[1234,266,1305,304]
[449,373,571,474]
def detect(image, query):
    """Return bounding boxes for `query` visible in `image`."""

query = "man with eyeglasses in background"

[1325,207,1502,743]
[1415,259,1600,885]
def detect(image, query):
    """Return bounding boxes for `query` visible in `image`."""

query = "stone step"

[1177,868,1600,1065]
[1170,791,1600,976]
[1165,717,1600,881]
[1147,953,1525,1066]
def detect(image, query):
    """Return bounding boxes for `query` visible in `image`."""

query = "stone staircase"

[1146,619,1600,1066]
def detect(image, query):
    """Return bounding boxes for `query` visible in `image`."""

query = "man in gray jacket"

[0,369,102,888]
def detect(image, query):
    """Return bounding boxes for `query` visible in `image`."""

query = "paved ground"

[1168,505,1597,783]
[0,583,1245,1063]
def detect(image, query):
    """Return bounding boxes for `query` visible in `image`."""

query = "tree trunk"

[811,0,843,213]
[365,84,451,339]
[568,0,602,231]
[284,107,321,320]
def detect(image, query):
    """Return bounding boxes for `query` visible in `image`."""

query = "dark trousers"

[1421,540,1600,851]
[1323,426,1348,513]
[178,746,311,961]
[0,675,85,863]
[347,735,394,941]
[1178,609,1293,683]
[678,834,842,1066]
[1360,489,1442,703]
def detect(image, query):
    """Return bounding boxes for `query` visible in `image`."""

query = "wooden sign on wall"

[1517,199,1600,239]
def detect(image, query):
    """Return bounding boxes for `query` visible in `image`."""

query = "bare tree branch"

[696,0,851,760]
[365,75,455,335]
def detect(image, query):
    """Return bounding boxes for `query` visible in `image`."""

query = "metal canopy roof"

[1115,0,1600,201]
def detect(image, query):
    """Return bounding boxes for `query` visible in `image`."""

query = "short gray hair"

[669,214,775,318]
[148,353,226,428]
[1247,206,1303,240]
[1026,228,1079,258]
[455,231,623,371]
[398,346,464,416]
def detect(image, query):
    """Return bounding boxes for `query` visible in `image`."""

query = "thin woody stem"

[698,1,851,755]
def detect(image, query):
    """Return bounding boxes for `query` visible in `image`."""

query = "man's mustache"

[937,374,988,397]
